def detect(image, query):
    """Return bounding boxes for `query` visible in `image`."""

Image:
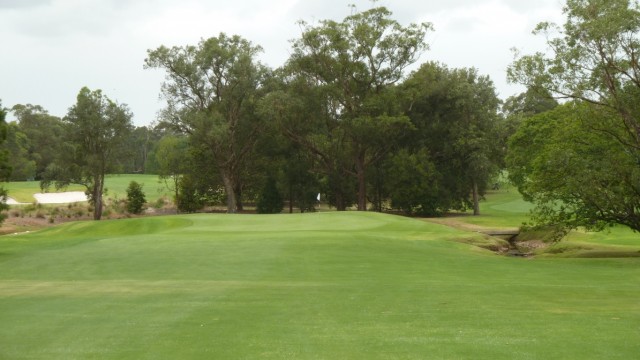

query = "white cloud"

[0,0,565,125]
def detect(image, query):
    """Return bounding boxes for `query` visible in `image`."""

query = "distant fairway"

[3,174,169,203]
[0,212,638,359]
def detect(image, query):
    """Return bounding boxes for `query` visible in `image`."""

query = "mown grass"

[454,188,532,228]
[0,212,638,359]
[3,174,169,203]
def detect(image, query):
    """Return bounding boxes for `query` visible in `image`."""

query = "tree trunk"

[93,173,104,220]
[375,164,382,212]
[288,182,293,214]
[335,190,347,211]
[234,184,243,212]
[173,175,180,214]
[472,180,480,216]
[221,171,237,213]
[356,153,367,211]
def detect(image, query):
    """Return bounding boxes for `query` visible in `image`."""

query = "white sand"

[33,191,88,204]
[5,197,24,205]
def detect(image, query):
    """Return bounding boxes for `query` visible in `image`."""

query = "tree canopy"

[285,6,432,211]
[145,33,268,213]
[402,62,502,215]
[42,87,133,220]
[508,0,640,235]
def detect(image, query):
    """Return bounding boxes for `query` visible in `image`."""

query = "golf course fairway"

[0,212,638,359]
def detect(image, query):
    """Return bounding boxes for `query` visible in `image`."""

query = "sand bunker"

[33,192,88,204]
[5,197,23,205]
[5,192,89,205]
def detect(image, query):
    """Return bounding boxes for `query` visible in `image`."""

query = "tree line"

[1,1,638,241]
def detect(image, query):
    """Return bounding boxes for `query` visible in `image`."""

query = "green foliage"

[155,135,189,203]
[507,0,640,237]
[125,181,146,214]
[507,102,640,236]
[145,33,267,213]
[385,148,442,216]
[41,87,133,220]
[2,123,36,180]
[175,174,206,213]
[285,6,431,210]
[403,62,502,214]
[256,176,283,214]
[11,104,64,179]
[120,126,161,174]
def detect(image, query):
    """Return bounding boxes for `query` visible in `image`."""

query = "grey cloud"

[0,0,51,9]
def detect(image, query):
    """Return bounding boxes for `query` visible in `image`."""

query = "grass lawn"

[453,188,533,228]
[3,174,170,203]
[0,212,638,359]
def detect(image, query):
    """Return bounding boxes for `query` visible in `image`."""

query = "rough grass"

[0,212,638,359]
[448,187,640,256]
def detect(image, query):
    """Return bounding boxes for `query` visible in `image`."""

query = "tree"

[502,88,558,119]
[384,148,442,215]
[2,123,36,181]
[121,126,159,174]
[42,87,133,220]
[0,101,10,224]
[145,33,268,213]
[507,0,640,234]
[256,176,284,214]
[508,0,640,152]
[155,134,190,204]
[402,62,502,215]
[507,102,640,237]
[259,84,357,211]
[251,119,320,213]
[287,6,431,210]
[11,104,63,179]
[126,181,146,214]
[499,88,559,168]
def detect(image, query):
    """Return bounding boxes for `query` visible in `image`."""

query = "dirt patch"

[421,216,519,234]
[420,216,548,256]
[0,216,52,235]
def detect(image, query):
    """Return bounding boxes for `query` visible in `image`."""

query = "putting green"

[0,212,638,359]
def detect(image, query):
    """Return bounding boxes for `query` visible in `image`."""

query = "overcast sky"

[0,0,564,126]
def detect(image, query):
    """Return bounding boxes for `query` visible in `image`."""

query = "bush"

[126,181,146,214]
[384,149,443,216]
[256,176,283,214]
[176,175,205,213]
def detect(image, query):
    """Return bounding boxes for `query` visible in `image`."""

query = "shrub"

[126,181,146,214]
[153,197,166,209]
[256,176,283,214]
[176,175,205,213]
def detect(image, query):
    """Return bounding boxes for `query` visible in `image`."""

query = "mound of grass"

[0,212,638,359]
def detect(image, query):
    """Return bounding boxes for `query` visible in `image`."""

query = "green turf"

[454,188,533,228]
[0,212,638,359]
[3,174,169,203]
